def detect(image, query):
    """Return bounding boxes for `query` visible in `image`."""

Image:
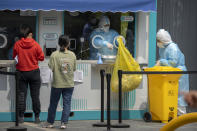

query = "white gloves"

[106,42,113,49]
[103,41,113,49]
[155,60,160,66]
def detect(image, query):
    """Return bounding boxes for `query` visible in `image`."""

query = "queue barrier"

[118,70,197,124]
[0,69,27,131]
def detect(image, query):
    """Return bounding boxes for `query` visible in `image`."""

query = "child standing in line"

[43,35,76,129]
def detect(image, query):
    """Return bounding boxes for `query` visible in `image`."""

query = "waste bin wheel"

[143,112,152,122]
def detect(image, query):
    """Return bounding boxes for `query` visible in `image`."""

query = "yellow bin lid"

[144,66,182,72]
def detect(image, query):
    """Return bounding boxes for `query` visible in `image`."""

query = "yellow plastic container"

[144,66,182,123]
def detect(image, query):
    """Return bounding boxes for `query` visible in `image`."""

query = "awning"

[0,0,156,12]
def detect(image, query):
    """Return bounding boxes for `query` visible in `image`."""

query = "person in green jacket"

[43,35,76,129]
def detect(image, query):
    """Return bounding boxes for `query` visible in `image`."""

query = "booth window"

[64,11,135,60]
[0,10,36,60]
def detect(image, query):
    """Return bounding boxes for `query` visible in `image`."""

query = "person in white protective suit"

[89,15,125,61]
[155,29,189,115]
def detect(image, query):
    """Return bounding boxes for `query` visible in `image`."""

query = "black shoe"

[35,117,40,124]
[69,112,74,117]
[18,117,24,123]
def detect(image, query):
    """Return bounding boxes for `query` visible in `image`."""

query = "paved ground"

[1,120,197,131]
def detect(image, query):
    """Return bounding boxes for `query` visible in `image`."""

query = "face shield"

[102,24,110,32]
[98,16,110,32]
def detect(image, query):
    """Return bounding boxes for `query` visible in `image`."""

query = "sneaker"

[35,117,41,124]
[42,122,54,128]
[69,112,74,117]
[60,123,67,129]
[18,117,24,124]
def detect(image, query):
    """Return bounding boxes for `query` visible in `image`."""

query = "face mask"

[157,42,164,48]
[101,25,109,32]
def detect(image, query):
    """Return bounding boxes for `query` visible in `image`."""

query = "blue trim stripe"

[134,13,137,58]
[111,90,136,110]
[62,12,64,34]
[131,90,136,108]
[148,12,157,67]
[0,110,146,122]
[36,12,39,41]
[76,63,88,77]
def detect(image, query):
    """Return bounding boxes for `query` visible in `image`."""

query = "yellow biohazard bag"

[111,37,142,92]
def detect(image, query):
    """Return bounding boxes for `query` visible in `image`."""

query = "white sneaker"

[60,123,67,129]
[42,122,54,128]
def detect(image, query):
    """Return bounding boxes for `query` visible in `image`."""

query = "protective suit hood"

[156,29,172,44]
[98,16,110,32]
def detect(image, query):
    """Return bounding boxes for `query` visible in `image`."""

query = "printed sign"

[121,16,134,22]
[43,17,57,25]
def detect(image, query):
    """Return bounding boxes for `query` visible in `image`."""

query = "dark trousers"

[18,68,41,117]
[47,87,74,124]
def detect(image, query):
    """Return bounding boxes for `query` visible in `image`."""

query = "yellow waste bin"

[144,66,182,123]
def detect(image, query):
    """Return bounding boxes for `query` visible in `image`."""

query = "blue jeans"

[47,87,74,124]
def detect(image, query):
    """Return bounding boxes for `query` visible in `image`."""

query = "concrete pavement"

[0,120,197,131]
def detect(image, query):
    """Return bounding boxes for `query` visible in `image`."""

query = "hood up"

[18,38,35,49]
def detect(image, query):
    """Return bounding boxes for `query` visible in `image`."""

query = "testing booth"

[0,0,156,121]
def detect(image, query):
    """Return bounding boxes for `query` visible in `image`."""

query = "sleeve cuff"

[160,59,169,66]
